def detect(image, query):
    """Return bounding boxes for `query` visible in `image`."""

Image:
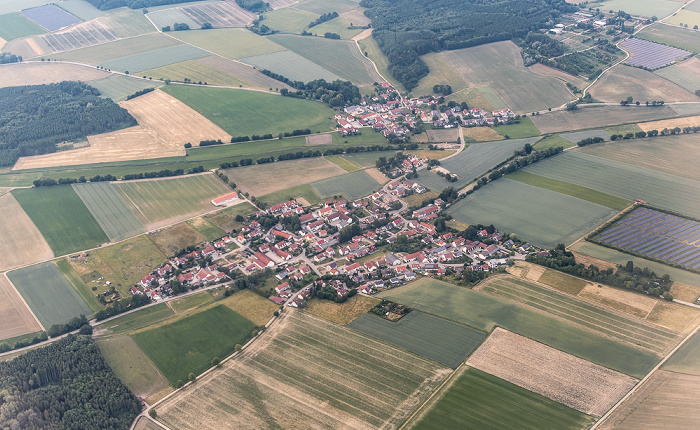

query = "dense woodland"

[0,81,136,167]
[0,335,141,429]
[360,0,577,90]
[86,0,205,9]
[258,72,362,107]
[0,53,21,64]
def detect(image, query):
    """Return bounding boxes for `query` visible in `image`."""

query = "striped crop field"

[72,182,145,242]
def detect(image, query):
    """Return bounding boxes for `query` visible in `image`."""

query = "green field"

[348,311,486,368]
[259,183,322,205]
[171,28,285,59]
[560,129,611,143]
[97,335,171,397]
[55,259,103,313]
[655,62,700,93]
[169,291,214,313]
[663,329,700,376]
[131,305,256,385]
[12,186,109,256]
[162,85,335,136]
[186,217,225,241]
[595,0,680,19]
[205,201,257,232]
[296,0,360,14]
[492,117,541,139]
[114,174,231,224]
[56,0,104,20]
[147,7,198,30]
[410,367,595,430]
[0,12,45,41]
[379,278,658,378]
[53,33,181,65]
[533,134,575,150]
[311,169,382,200]
[140,57,255,87]
[309,16,362,39]
[326,154,361,172]
[508,171,631,210]
[357,35,405,92]
[89,74,162,102]
[241,50,340,82]
[9,262,93,328]
[637,23,700,52]
[523,151,700,219]
[98,44,210,74]
[267,34,380,85]
[96,303,174,336]
[72,182,145,242]
[340,150,398,168]
[263,8,319,34]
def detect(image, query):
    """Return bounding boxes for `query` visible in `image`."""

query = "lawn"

[637,23,700,52]
[448,178,617,248]
[0,12,45,41]
[96,303,174,336]
[186,217,225,241]
[72,182,145,242]
[89,74,162,102]
[12,186,109,256]
[131,305,256,385]
[170,28,285,59]
[349,311,487,368]
[507,171,631,210]
[9,262,93,328]
[162,85,335,136]
[492,117,541,138]
[379,278,659,378]
[311,169,382,200]
[97,336,171,397]
[204,201,257,233]
[98,44,210,74]
[305,295,379,325]
[409,367,595,430]
[240,50,340,82]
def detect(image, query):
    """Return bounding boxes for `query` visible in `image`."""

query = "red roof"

[212,192,238,205]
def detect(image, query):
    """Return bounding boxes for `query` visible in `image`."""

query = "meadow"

[591,64,694,103]
[12,186,109,256]
[169,291,214,314]
[356,35,405,92]
[156,310,450,430]
[8,262,93,328]
[349,311,487,368]
[309,16,362,39]
[663,329,700,376]
[595,0,679,18]
[171,28,285,59]
[241,50,340,82]
[296,0,360,15]
[304,295,379,325]
[220,289,279,326]
[0,275,42,342]
[140,57,255,88]
[531,105,678,134]
[637,23,700,52]
[409,367,595,430]
[262,8,318,34]
[378,278,659,378]
[0,193,53,272]
[55,0,104,21]
[311,169,382,200]
[95,303,174,336]
[204,201,257,233]
[492,117,541,139]
[72,182,145,242]
[448,178,617,248]
[162,85,335,136]
[98,44,210,74]
[326,155,361,172]
[185,217,224,241]
[132,305,256,385]
[147,223,207,257]
[259,184,322,206]
[55,259,103,313]
[0,12,45,41]
[114,173,231,226]
[89,75,161,102]
[523,151,700,219]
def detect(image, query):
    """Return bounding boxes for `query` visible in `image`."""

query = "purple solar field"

[596,207,700,270]
[622,38,691,70]
[21,4,80,32]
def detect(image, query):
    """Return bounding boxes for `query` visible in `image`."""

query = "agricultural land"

[304,294,379,325]
[0,193,53,272]
[72,182,146,242]
[311,169,383,200]
[0,275,42,341]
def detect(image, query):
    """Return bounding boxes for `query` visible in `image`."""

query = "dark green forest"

[0,335,141,429]
[0,81,136,167]
[360,0,577,90]
[86,0,205,10]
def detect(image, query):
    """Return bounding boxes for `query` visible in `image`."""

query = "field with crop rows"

[523,151,700,219]
[596,207,700,271]
[12,186,109,256]
[0,275,42,341]
[349,311,486,368]
[132,305,256,385]
[409,367,595,430]
[476,276,681,355]
[622,38,692,70]
[241,50,340,82]
[89,74,161,102]
[531,105,678,134]
[591,64,695,103]
[170,28,285,59]
[148,7,198,29]
[0,193,53,272]
[9,262,92,328]
[637,23,700,52]
[311,169,382,200]
[180,1,255,27]
[448,178,617,248]
[0,12,44,41]
[51,33,180,64]
[379,278,659,378]
[304,295,379,325]
[99,44,209,74]
[72,182,145,242]
[654,57,700,93]
[220,289,279,326]
[156,310,451,430]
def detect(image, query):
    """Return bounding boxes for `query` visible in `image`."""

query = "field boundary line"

[1,272,44,331]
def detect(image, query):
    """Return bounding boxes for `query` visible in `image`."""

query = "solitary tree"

[188,373,196,382]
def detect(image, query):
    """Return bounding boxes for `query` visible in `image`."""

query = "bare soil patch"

[579,283,656,320]
[571,250,618,272]
[305,133,332,145]
[646,300,700,333]
[637,115,700,132]
[467,328,637,416]
[670,282,700,303]
[305,295,380,325]
[0,62,108,88]
[0,275,42,340]
[0,194,54,272]
[462,127,503,142]
[364,167,388,184]
[591,65,696,103]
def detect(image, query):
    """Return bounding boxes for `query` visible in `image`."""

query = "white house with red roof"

[211,192,239,206]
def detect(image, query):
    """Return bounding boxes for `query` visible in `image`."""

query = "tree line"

[87,0,204,10]
[258,71,362,107]
[467,145,563,192]
[0,52,21,64]
[33,166,205,188]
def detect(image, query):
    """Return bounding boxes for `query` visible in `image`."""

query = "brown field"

[364,167,389,184]
[670,282,700,303]
[677,55,700,74]
[148,223,207,257]
[0,275,42,341]
[646,300,700,334]
[427,128,459,142]
[134,417,163,430]
[599,370,700,430]
[221,289,279,326]
[305,134,333,145]
[529,63,588,90]
[0,194,54,272]
[0,62,108,88]
[591,65,696,103]
[155,310,450,430]
[507,261,546,282]
[578,283,657,320]
[466,328,637,416]
[13,89,230,170]
[571,250,619,272]
[224,157,345,196]
[462,126,504,142]
[187,55,293,90]
[538,268,588,295]
[531,106,679,134]
[305,295,380,325]
[637,115,700,132]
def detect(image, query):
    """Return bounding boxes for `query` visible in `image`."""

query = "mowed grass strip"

[410,367,596,430]
[379,278,660,378]
[508,171,631,210]
[132,305,256,385]
[311,169,382,200]
[72,182,145,242]
[349,311,487,368]
[97,336,171,397]
[12,186,109,256]
[9,262,93,328]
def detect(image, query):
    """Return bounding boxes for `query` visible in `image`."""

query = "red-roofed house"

[211,192,239,206]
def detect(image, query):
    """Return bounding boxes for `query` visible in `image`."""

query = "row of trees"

[33,166,205,187]
[469,145,564,191]
[258,71,362,107]
[309,12,338,27]
[87,0,200,10]
[125,86,154,100]
[0,52,21,64]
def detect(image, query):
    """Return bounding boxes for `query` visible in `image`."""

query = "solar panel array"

[622,38,692,70]
[597,207,700,270]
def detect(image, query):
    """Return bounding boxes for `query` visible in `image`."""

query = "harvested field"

[241,50,340,82]
[531,106,678,134]
[0,275,42,341]
[654,56,700,93]
[14,89,230,169]
[364,167,389,184]
[538,268,588,295]
[578,283,657,320]
[72,182,145,242]
[0,193,53,272]
[461,127,503,142]
[170,28,285,60]
[89,74,161,102]
[97,336,171,398]
[224,157,345,196]
[268,0,299,9]
[220,289,279,326]
[305,295,379,325]
[592,64,696,102]
[599,370,700,430]
[349,311,487,368]
[670,282,700,303]
[637,115,700,132]
[148,223,207,257]
[529,62,588,89]
[156,310,451,430]
[311,169,382,200]
[646,300,700,333]
[147,7,198,29]
[477,276,681,355]
[467,328,637,416]
[0,62,107,88]
[134,417,162,430]
[305,134,332,145]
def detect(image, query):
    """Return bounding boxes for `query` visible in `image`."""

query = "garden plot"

[622,38,692,70]
[467,328,637,416]
[20,4,80,31]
